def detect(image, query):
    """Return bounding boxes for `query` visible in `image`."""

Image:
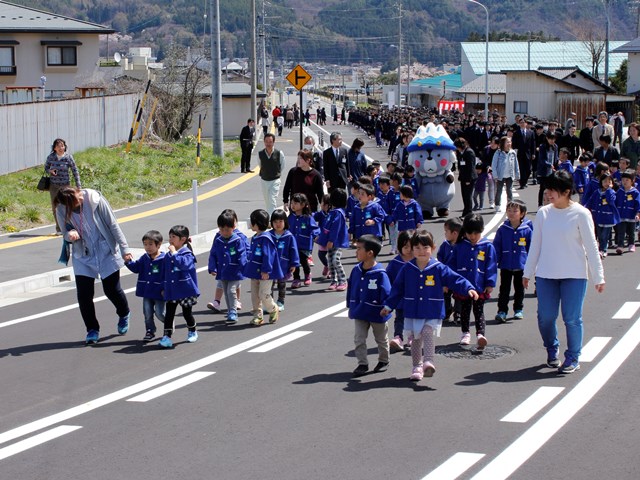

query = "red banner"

[438,100,465,114]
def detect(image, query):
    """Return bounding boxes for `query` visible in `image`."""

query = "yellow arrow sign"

[286,64,312,90]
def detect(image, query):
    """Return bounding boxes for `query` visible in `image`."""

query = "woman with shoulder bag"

[45,138,81,234]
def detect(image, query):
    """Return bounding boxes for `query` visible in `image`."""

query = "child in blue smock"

[438,217,463,324]
[382,230,478,381]
[386,230,414,353]
[615,169,640,254]
[558,148,574,174]
[387,173,403,254]
[447,214,497,351]
[492,200,533,322]
[160,225,199,348]
[314,194,331,278]
[573,154,591,203]
[389,185,423,233]
[316,188,350,291]
[585,172,620,257]
[348,235,392,377]
[207,210,247,325]
[270,209,300,311]
[125,230,166,342]
[350,182,386,240]
[289,193,319,287]
[581,162,609,206]
[244,209,283,325]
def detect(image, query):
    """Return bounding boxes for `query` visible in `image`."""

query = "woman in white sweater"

[491,136,519,212]
[523,170,605,374]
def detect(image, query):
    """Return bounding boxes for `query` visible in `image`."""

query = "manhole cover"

[436,344,518,360]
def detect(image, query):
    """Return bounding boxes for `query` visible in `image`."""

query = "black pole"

[299,87,303,151]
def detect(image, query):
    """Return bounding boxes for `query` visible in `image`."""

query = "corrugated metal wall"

[0,94,137,175]
[556,93,606,130]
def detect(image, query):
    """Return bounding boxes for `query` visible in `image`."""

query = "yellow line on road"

[0,171,259,251]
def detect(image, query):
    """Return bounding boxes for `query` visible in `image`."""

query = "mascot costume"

[406,123,456,218]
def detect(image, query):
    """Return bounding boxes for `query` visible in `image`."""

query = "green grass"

[0,139,240,233]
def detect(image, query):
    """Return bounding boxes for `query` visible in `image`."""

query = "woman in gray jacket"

[491,136,520,212]
[55,187,132,344]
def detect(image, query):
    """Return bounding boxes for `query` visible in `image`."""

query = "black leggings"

[163,302,197,337]
[497,269,524,313]
[76,271,129,332]
[459,298,486,336]
[294,250,311,280]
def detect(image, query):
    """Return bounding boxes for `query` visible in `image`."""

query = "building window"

[514,101,528,114]
[47,46,77,66]
[0,46,16,75]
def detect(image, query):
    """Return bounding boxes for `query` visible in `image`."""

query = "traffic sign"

[286,64,312,91]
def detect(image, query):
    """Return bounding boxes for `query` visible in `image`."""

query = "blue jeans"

[596,225,612,252]
[143,297,166,333]
[535,277,587,362]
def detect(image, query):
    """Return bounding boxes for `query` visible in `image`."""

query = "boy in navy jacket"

[316,188,350,291]
[573,154,591,203]
[270,209,300,310]
[125,230,166,342]
[350,183,386,240]
[389,185,423,232]
[208,211,248,325]
[437,217,463,324]
[585,172,620,256]
[492,200,532,322]
[244,209,283,325]
[348,235,392,377]
[615,169,640,254]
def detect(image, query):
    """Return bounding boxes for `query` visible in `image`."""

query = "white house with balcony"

[0,0,113,103]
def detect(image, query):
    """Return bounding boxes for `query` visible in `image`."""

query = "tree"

[565,19,605,80]
[151,46,212,141]
[609,59,627,94]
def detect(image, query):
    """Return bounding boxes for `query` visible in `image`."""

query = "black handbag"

[37,175,50,191]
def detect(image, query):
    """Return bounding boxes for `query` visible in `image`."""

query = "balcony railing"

[0,65,17,75]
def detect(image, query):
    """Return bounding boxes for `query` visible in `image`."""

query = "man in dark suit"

[512,118,535,188]
[323,132,349,192]
[579,117,594,154]
[239,118,255,173]
[557,125,581,161]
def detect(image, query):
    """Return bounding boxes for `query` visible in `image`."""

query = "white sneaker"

[460,332,471,346]
[476,334,488,351]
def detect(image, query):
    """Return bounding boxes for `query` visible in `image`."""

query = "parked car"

[344,100,356,110]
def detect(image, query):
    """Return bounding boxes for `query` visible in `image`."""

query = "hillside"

[10,0,638,66]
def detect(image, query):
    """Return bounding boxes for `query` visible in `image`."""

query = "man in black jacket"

[239,118,255,173]
[512,118,535,188]
[323,132,349,192]
[578,117,594,154]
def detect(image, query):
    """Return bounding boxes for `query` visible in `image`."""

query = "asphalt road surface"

[1,115,639,480]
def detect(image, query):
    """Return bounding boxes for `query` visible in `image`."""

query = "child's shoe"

[476,334,488,351]
[250,315,264,326]
[276,301,285,312]
[237,301,242,311]
[85,330,100,345]
[327,283,338,291]
[616,246,623,255]
[187,331,198,343]
[304,274,312,286]
[226,312,238,325]
[389,336,404,353]
[268,308,279,324]
[284,272,294,282]
[159,335,173,348]
[423,361,436,377]
[117,312,130,335]
[460,332,471,346]
[291,279,303,289]
[335,282,348,292]
[352,364,368,377]
[307,255,314,267]
[410,365,424,381]
[373,361,389,373]
[207,300,221,312]
[629,244,636,253]
[495,311,507,323]
[322,266,330,277]
[143,330,155,342]
[513,310,524,320]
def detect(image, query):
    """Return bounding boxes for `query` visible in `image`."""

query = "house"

[457,73,506,115]
[611,38,640,95]
[0,0,114,103]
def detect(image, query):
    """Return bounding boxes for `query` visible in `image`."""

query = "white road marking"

[612,302,640,319]
[421,452,486,480]
[0,425,82,461]
[127,371,215,402]
[0,302,345,448]
[470,315,640,480]
[579,336,611,362]
[500,386,564,423]
[249,331,312,353]
[485,232,496,241]
[335,309,349,317]
[637,282,640,290]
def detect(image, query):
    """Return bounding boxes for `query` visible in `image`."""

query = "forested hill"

[10,0,638,65]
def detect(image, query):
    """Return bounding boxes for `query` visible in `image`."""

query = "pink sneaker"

[327,283,338,291]
[476,334,488,351]
[335,283,347,292]
[410,366,424,381]
[304,274,312,286]
[460,332,471,346]
[423,361,436,377]
[389,336,403,353]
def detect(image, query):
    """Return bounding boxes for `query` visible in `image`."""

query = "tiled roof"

[0,1,113,33]
[411,73,462,90]
[458,73,506,94]
[612,38,640,53]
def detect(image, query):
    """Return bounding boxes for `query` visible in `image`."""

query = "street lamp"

[467,0,489,121]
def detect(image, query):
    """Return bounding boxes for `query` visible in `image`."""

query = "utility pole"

[604,0,610,86]
[397,1,402,107]
[261,0,268,94]
[250,0,257,118]
[210,0,223,157]
[406,48,410,107]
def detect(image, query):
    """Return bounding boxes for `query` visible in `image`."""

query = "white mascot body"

[406,123,456,218]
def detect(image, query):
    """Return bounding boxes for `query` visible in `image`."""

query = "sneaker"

[373,361,389,373]
[629,244,636,253]
[159,335,173,348]
[495,311,507,323]
[322,266,330,277]
[276,301,285,312]
[423,361,436,377]
[268,308,279,324]
[410,366,424,381]
[600,251,608,258]
[547,357,561,368]
[237,301,242,311]
[226,312,238,325]
[307,255,314,267]
[186,331,198,343]
[495,205,500,213]
[460,332,471,346]
[207,300,221,313]
[85,330,100,345]
[353,364,368,377]
[143,330,155,342]
[291,279,303,289]
[250,315,264,326]
[304,274,312,286]
[558,358,580,374]
[327,283,338,291]
[389,336,404,353]
[489,203,495,209]
[513,310,524,320]
[284,272,294,282]
[336,283,348,292]
[117,312,130,335]
[616,246,623,255]
[476,334,488,351]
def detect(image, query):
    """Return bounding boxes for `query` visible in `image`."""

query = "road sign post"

[286,64,312,151]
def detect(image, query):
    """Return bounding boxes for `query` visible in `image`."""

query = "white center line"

[470,315,640,480]
[579,336,611,362]
[127,371,215,402]
[249,331,312,353]
[421,452,486,480]
[612,302,640,319]
[500,386,565,423]
[0,302,345,448]
[335,310,349,317]
[0,425,82,461]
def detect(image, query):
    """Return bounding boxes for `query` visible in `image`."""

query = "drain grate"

[435,344,518,360]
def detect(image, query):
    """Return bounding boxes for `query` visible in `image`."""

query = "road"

[1,115,639,479]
